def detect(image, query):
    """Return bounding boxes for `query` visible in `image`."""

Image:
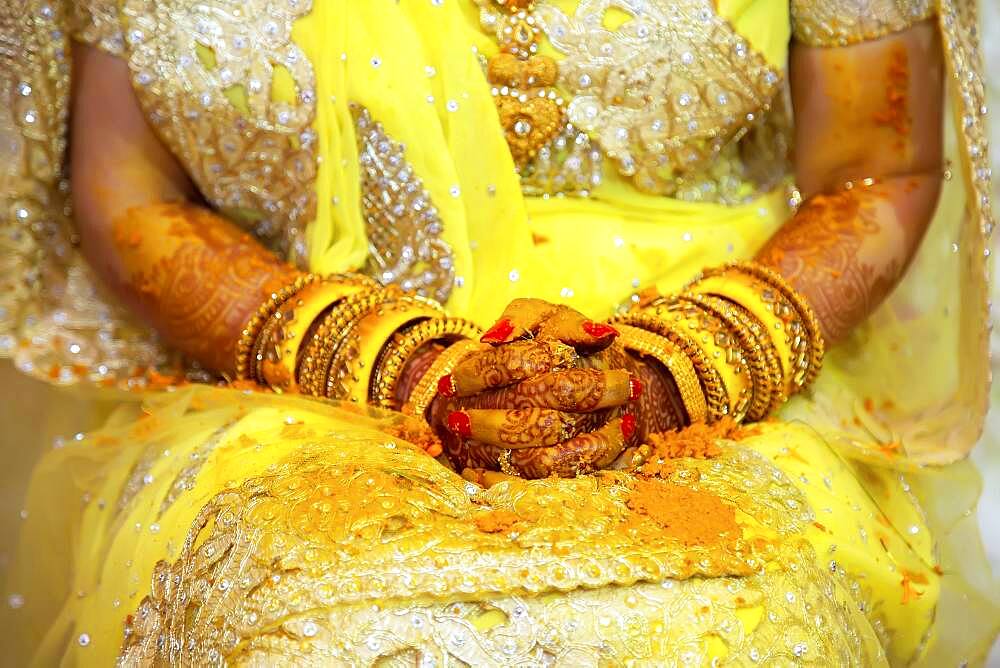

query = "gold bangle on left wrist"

[372,317,483,410]
[259,278,380,393]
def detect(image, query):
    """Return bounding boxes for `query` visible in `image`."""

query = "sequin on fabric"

[120,0,318,266]
[533,0,788,202]
[791,0,935,47]
[0,0,168,385]
[353,106,456,303]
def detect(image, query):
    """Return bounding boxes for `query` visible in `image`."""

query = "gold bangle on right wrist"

[372,317,484,410]
[299,289,396,397]
[326,296,444,403]
[260,278,382,393]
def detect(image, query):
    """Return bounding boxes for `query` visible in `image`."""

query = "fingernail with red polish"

[621,413,637,441]
[437,373,457,398]
[447,410,473,438]
[481,318,515,343]
[583,321,619,339]
[628,375,643,401]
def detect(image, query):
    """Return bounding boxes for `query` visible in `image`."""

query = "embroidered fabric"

[0,0,169,386]
[118,439,884,665]
[353,106,456,304]
[120,0,318,267]
[534,0,788,201]
[791,0,936,47]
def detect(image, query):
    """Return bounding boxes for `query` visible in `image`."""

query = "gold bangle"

[251,313,283,385]
[686,271,810,396]
[296,305,337,396]
[298,289,394,396]
[404,339,491,421]
[676,294,781,421]
[234,273,317,380]
[614,310,728,421]
[724,262,825,386]
[326,297,444,403]
[655,301,753,422]
[294,274,384,393]
[617,325,708,424]
[372,318,484,410]
[260,279,380,393]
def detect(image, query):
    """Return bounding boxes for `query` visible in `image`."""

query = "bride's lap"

[8,386,923,664]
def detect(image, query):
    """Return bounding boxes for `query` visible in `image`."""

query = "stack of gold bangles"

[234,273,482,409]
[612,261,825,424]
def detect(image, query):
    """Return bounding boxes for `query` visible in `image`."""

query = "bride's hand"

[431,299,644,478]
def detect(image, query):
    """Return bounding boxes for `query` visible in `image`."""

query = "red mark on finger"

[582,321,619,339]
[621,413,637,441]
[481,318,515,343]
[629,375,643,401]
[447,410,473,438]
[437,374,457,398]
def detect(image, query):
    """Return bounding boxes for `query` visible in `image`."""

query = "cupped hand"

[430,298,645,478]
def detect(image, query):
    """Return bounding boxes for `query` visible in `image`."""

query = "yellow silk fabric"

[5,0,998,665]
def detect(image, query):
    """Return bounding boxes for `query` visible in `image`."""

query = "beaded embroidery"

[536,0,786,198]
[118,438,882,664]
[476,0,790,202]
[0,0,168,385]
[791,0,935,46]
[120,0,318,267]
[353,106,456,303]
[478,1,604,196]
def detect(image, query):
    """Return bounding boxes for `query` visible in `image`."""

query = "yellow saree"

[0,0,997,665]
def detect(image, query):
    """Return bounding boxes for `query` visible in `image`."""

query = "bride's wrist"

[626,352,687,439]
[394,342,445,408]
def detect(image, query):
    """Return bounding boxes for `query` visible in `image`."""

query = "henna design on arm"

[112,203,300,373]
[765,22,944,344]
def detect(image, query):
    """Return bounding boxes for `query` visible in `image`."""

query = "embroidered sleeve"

[70,0,125,55]
[790,0,935,47]
[0,0,172,386]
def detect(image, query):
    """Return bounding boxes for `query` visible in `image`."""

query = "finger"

[458,368,640,412]
[535,306,620,352]
[445,339,577,397]
[481,299,621,351]
[480,298,557,344]
[504,417,633,479]
[460,467,519,487]
[447,408,592,448]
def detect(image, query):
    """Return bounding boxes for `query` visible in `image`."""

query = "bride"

[1,0,997,663]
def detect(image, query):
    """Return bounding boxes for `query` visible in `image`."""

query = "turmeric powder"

[626,479,740,548]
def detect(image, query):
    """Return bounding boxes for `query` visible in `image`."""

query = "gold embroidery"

[120,0,318,267]
[791,0,935,47]
[536,0,785,198]
[71,0,125,56]
[936,0,994,447]
[353,106,456,303]
[118,440,883,664]
[0,0,169,385]
[482,4,567,168]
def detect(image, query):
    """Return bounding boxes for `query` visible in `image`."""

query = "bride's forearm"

[769,20,945,344]
[755,173,940,344]
[108,202,301,373]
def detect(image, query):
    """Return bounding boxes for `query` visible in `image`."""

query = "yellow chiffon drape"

[4,0,999,665]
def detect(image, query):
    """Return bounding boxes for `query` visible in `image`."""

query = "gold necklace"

[479,0,567,168]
